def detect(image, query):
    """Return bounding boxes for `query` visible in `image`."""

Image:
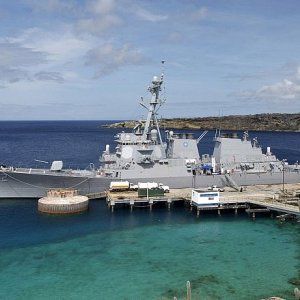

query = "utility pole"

[282,159,287,193]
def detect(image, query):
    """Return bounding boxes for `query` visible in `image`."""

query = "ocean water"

[0,121,299,299]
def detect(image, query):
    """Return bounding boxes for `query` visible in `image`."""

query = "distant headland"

[103,113,300,132]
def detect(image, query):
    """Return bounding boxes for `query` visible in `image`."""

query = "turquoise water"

[0,201,299,300]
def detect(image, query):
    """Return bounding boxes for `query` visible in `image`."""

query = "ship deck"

[1,167,97,177]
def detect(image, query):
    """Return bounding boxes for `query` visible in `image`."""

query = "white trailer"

[137,182,170,192]
[109,181,130,191]
[191,189,220,208]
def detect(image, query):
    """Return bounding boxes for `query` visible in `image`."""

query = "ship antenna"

[215,109,222,137]
[140,61,165,143]
[161,60,165,74]
[161,60,166,104]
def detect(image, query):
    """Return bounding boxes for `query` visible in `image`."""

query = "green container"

[138,188,165,198]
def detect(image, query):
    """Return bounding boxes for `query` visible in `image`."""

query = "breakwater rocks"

[103,113,300,132]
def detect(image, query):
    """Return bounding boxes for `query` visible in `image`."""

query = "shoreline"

[102,113,300,132]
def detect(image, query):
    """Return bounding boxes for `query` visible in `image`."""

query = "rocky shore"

[103,113,300,132]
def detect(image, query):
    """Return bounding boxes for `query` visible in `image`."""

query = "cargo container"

[138,187,165,198]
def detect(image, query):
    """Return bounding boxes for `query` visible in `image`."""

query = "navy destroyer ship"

[0,69,299,198]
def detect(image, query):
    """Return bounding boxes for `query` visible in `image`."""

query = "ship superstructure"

[212,131,282,174]
[101,72,200,179]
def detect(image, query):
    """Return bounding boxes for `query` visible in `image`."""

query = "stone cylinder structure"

[38,189,89,214]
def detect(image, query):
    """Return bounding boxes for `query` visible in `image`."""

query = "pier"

[106,190,188,212]
[192,190,300,219]
[106,183,300,221]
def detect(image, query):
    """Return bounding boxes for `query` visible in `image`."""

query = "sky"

[0,0,300,120]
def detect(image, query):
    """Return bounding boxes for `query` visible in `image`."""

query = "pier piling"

[130,199,134,212]
[167,199,171,211]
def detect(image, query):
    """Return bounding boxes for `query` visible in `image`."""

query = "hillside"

[103,113,300,132]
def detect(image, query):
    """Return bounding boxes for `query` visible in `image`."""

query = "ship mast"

[140,63,165,144]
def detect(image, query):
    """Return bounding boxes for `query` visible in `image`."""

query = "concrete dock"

[106,183,300,220]
[106,190,187,212]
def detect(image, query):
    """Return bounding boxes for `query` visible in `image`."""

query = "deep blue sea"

[0,121,299,299]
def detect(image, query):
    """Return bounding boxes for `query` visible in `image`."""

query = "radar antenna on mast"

[139,61,166,144]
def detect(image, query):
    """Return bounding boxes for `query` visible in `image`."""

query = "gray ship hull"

[0,170,299,199]
[0,172,111,198]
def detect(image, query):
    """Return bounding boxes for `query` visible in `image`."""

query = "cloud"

[25,0,76,13]
[87,0,116,15]
[0,40,69,86]
[190,7,208,21]
[165,32,183,43]
[77,15,122,35]
[236,66,300,102]
[12,27,93,62]
[34,71,64,83]
[85,43,147,77]
[26,0,121,36]
[76,0,122,35]
[134,7,168,22]
[0,41,47,68]
[0,68,30,84]
[0,41,48,85]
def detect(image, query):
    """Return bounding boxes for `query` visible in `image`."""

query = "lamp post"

[281,159,287,193]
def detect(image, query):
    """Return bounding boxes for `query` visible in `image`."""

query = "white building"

[191,189,220,208]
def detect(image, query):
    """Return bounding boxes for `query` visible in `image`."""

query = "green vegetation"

[103,113,300,131]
